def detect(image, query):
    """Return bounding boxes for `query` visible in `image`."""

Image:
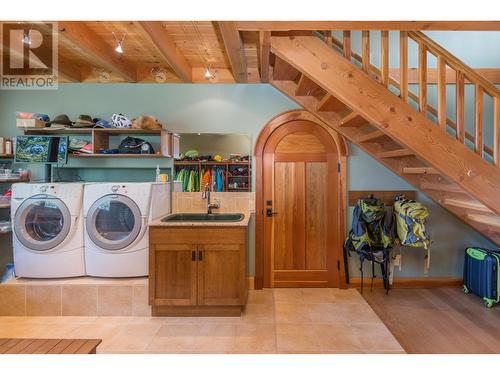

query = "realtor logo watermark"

[1,22,58,90]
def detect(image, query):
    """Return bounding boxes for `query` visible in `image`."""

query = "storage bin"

[16,118,46,128]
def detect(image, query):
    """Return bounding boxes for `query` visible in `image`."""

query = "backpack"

[118,136,155,154]
[344,196,394,293]
[346,197,394,253]
[393,195,431,249]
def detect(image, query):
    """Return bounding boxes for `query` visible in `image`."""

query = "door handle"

[198,251,203,261]
[192,251,196,261]
[266,208,278,217]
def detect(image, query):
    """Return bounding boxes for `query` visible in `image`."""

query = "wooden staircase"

[268,31,500,245]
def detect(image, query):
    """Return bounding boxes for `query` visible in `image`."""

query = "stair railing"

[322,30,500,166]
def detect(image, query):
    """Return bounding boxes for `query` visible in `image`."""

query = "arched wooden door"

[255,110,348,289]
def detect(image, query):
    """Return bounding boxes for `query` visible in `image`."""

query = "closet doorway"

[254,110,348,289]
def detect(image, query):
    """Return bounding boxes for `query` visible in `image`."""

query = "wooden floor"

[362,287,500,354]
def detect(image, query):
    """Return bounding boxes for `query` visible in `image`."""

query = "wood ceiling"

[43,21,500,83]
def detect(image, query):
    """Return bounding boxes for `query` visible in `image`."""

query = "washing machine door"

[86,194,142,251]
[14,194,72,251]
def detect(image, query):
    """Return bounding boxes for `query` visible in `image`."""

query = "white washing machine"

[11,183,85,278]
[83,182,174,277]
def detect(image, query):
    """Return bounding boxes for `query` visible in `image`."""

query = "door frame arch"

[254,110,349,289]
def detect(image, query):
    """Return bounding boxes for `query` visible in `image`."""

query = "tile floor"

[0,288,404,354]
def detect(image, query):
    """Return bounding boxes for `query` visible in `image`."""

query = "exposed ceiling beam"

[258,31,271,83]
[217,21,248,83]
[236,21,500,31]
[135,22,192,83]
[57,21,137,82]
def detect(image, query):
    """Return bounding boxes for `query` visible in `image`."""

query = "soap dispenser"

[155,165,160,182]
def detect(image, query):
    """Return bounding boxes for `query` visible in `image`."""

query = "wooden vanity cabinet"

[149,227,248,316]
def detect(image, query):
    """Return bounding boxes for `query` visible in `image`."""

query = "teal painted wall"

[0,79,495,279]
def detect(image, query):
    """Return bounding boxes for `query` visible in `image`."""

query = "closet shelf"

[174,161,250,165]
[175,160,252,192]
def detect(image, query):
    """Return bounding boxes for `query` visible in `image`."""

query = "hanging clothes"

[201,168,212,190]
[175,167,200,192]
[214,167,224,192]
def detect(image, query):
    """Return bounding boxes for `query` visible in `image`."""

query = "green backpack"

[393,195,431,249]
[347,197,394,252]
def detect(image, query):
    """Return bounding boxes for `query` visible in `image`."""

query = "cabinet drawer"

[150,227,246,244]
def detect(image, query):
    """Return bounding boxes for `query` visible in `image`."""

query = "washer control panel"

[110,185,128,194]
[38,185,56,194]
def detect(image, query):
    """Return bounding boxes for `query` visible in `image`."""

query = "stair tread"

[444,198,492,213]
[402,167,440,175]
[357,130,388,143]
[380,148,414,158]
[467,213,500,228]
[421,182,464,193]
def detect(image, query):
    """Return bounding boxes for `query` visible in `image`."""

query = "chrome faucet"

[201,183,220,214]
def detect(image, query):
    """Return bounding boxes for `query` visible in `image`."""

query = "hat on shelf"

[46,114,73,127]
[73,114,95,128]
[68,139,93,154]
[94,119,112,128]
[33,113,50,122]
[111,113,132,128]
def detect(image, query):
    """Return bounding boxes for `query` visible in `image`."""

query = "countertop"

[149,212,251,227]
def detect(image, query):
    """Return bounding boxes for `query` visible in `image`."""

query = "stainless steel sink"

[161,213,245,222]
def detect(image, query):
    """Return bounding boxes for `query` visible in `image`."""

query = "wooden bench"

[0,339,102,354]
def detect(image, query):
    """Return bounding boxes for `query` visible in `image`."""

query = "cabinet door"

[197,244,245,306]
[152,244,198,306]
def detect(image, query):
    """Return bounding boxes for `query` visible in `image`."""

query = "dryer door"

[86,194,142,251]
[14,194,72,251]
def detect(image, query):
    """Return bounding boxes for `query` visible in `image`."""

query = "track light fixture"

[112,32,127,54]
[22,25,33,45]
[204,66,216,80]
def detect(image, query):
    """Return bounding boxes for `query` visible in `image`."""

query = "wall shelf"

[23,128,163,135]
[0,177,29,183]
[24,127,178,158]
[69,153,168,158]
